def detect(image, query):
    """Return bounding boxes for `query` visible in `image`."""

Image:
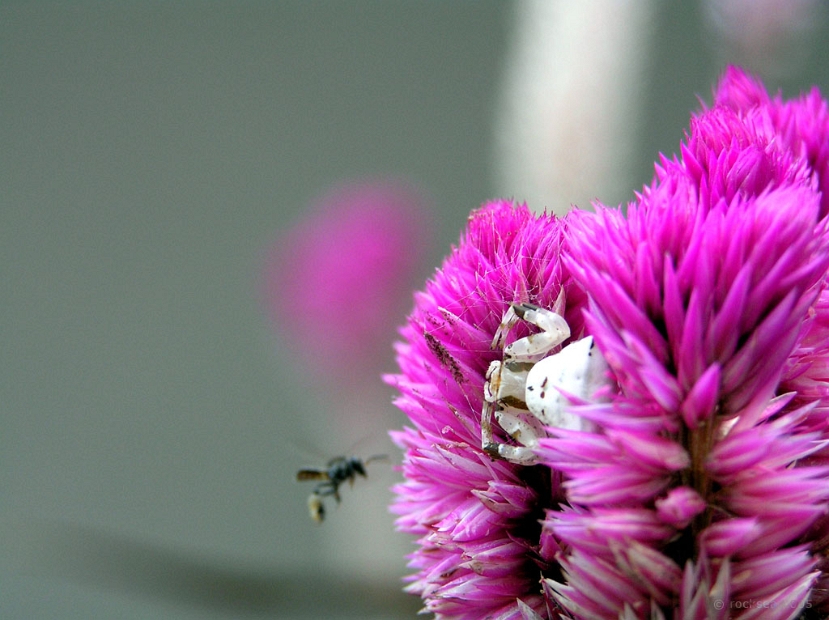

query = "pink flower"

[550,67,829,617]
[387,200,583,618]
[262,180,431,387]
[389,67,829,618]
[712,65,829,218]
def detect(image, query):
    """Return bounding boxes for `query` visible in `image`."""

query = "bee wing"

[296,469,330,482]
[364,454,389,466]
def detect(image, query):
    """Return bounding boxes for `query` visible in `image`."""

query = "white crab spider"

[481,302,610,464]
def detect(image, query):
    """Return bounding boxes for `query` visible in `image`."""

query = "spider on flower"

[480,301,611,464]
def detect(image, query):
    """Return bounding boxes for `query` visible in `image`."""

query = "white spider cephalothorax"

[481,302,610,464]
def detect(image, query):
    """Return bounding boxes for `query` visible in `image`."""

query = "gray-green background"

[3,2,828,618]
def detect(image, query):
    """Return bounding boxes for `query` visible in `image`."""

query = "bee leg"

[315,481,342,503]
[308,494,325,523]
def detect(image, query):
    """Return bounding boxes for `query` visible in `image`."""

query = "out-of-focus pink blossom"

[263,180,432,387]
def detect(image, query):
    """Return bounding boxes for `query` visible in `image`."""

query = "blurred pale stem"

[494,0,655,215]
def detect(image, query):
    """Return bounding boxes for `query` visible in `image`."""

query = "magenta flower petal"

[698,518,763,557]
[654,486,707,530]
[730,546,817,600]
[550,507,674,554]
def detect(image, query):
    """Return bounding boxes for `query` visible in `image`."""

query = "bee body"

[297,455,385,523]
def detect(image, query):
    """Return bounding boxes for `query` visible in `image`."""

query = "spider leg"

[482,359,539,460]
[481,398,499,458]
[482,359,527,458]
[492,409,544,464]
[502,304,570,361]
[495,408,546,446]
[491,304,522,350]
[492,443,538,464]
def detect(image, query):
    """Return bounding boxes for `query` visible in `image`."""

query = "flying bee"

[296,455,387,523]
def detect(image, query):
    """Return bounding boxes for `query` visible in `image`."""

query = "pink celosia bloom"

[263,180,431,386]
[389,67,829,619]
[387,200,585,618]
[549,69,829,617]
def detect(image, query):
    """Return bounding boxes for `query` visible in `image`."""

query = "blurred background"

[2,1,828,618]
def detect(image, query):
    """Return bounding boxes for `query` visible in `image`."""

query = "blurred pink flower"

[388,67,829,618]
[263,180,432,387]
